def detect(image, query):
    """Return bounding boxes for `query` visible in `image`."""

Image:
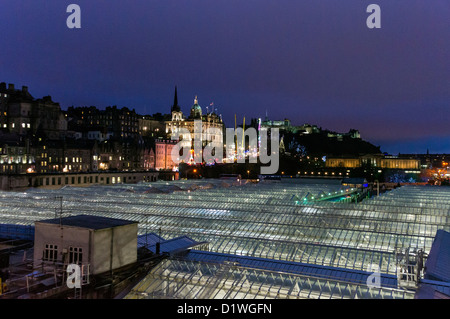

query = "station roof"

[184,250,398,288]
[138,233,206,255]
[425,229,450,282]
[137,233,164,248]
[1,181,450,299]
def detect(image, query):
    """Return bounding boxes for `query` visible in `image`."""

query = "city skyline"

[1,0,449,154]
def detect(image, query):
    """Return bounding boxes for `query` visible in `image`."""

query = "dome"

[190,96,202,118]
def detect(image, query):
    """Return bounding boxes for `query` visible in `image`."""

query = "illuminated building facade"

[165,87,224,164]
[326,155,420,170]
[155,139,177,170]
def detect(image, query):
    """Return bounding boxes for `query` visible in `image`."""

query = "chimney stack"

[8,83,14,91]
[22,86,28,93]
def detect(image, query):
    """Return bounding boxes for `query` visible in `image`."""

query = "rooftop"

[35,214,138,230]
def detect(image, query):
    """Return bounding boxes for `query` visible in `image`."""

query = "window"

[43,244,58,262]
[69,247,83,264]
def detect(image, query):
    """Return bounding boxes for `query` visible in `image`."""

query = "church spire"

[171,86,180,112]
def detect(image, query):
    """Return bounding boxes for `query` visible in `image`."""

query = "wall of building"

[33,223,91,269]
[155,139,178,170]
[326,158,361,168]
[380,158,419,169]
[33,222,138,276]
[92,223,138,275]
[326,157,420,169]
[0,171,160,191]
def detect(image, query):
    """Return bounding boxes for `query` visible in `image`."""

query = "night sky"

[1,1,449,154]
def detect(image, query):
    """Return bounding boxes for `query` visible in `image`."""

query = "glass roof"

[124,257,414,299]
[0,180,449,298]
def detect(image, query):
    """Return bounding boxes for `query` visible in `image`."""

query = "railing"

[395,248,426,290]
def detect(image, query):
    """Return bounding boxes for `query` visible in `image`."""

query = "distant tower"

[171,86,183,121]
[171,86,181,113]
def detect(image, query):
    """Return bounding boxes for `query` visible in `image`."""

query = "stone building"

[165,87,224,164]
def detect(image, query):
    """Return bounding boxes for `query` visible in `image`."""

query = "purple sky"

[1,0,449,154]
